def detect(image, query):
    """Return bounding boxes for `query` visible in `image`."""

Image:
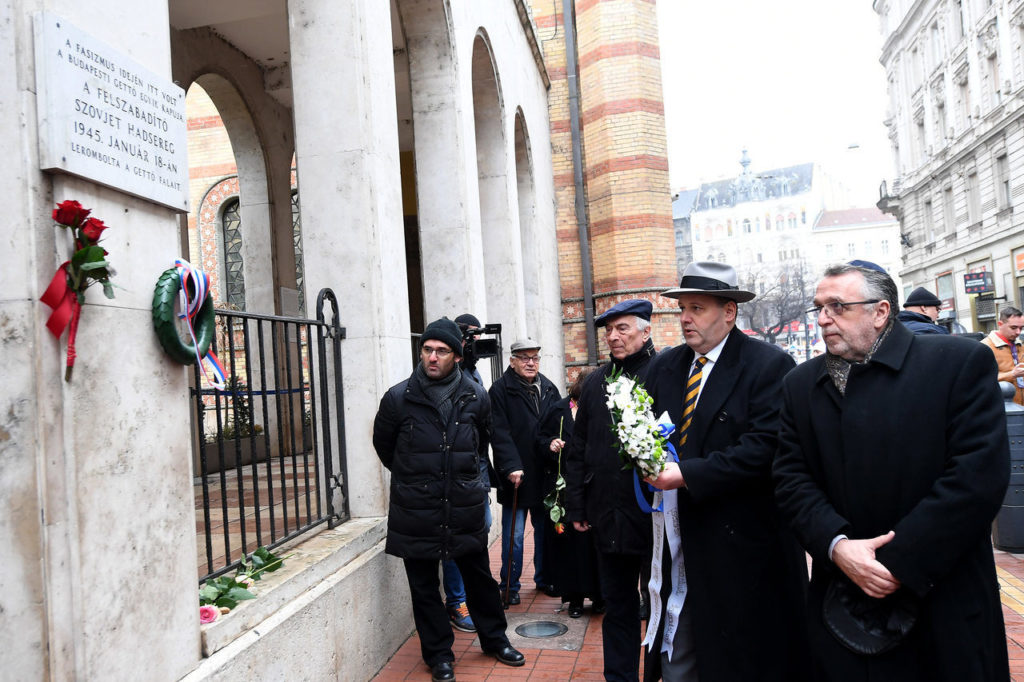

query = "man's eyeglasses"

[421,346,453,358]
[513,354,541,364]
[806,300,880,318]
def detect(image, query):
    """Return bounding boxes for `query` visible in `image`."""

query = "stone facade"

[3,1,556,680]
[876,0,1024,331]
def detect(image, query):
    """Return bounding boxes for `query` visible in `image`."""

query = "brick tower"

[530,0,679,380]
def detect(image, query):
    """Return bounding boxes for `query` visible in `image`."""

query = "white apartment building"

[689,151,846,295]
[812,207,905,295]
[876,0,1024,331]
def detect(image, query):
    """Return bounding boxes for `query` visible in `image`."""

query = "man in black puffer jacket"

[565,299,657,682]
[373,318,525,682]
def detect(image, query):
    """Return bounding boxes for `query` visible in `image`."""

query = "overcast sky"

[655,1,895,208]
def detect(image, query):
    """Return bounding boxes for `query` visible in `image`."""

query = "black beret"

[594,299,653,327]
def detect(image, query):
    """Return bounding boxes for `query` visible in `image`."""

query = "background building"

[876,0,1024,332]
[811,207,904,291]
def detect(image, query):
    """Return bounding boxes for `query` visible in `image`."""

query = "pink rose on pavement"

[199,605,219,624]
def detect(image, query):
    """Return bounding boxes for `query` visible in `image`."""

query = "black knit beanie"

[421,317,464,356]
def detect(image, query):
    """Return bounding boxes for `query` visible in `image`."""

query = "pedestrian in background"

[897,286,949,335]
[982,305,1024,406]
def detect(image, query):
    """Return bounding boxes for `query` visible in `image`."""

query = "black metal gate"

[192,288,348,582]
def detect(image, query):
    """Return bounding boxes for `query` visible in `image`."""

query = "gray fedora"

[661,261,755,303]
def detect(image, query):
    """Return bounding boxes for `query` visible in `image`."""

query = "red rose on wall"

[52,200,91,228]
[40,200,116,382]
[81,217,108,242]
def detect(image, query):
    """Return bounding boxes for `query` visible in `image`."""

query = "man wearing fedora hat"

[897,287,949,335]
[642,262,809,682]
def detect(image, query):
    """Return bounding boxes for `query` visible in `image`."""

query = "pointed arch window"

[222,198,246,310]
[292,190,305,312]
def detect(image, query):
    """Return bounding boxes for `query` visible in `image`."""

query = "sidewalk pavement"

[372,525,1024,681]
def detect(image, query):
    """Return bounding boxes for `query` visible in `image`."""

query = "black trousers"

[597,551,646,682]
[403,549,511,667]
[598,548,643,679]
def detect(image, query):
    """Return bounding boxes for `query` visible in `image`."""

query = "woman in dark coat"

[535,367,603,616]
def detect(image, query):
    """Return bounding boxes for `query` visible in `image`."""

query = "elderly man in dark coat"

[372,318,526,682]
[565,298,657,682]
[642,262,809,682]
[490,338,561,604]
[773,263,1010,681]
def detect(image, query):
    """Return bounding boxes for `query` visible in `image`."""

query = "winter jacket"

[372,369,521,560]
[897,309,949,335]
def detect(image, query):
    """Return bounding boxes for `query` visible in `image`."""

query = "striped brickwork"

[530,0,679,381]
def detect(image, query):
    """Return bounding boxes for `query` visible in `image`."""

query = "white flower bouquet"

[605,369,675,478]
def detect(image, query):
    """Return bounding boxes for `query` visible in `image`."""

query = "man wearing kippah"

[373,318,525,681]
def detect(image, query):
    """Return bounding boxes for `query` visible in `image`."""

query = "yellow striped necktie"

[679,357,707,446]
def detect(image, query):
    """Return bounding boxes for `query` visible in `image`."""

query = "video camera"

[460,322,501,370]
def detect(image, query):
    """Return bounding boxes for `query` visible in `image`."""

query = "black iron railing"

[192,288,348,582]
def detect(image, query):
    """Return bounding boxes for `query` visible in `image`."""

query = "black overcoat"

[372,368,521,560]
[565,339,656,556]
[773,323,1010,681]
[535,397,601,599]
[490,367,561,508]
[642,327,809,682]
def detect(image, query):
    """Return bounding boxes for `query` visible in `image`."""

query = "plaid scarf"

[825,322,893,396]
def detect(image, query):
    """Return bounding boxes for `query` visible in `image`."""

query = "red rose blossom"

[555,522,565,534]
[53,200,90,227]
[81,217,108,243]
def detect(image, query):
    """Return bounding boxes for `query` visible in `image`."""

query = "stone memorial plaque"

[34,12,189,211]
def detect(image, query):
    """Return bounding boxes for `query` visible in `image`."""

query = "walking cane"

[503,482,519,609]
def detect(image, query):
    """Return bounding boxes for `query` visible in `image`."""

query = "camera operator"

[456,313,484,385]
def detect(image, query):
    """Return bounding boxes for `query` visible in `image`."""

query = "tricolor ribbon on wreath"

[151,258,226,391]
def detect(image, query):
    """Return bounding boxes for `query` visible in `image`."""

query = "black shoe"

[507,592,520,606]
[487,645,525,667]
[430,661,455,681]
[639,595,650,621]
[538,583,560,597]
[592,599,606,614]
[568,602,584,618]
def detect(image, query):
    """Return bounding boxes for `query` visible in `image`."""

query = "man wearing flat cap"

[642,262,809,682]
[373,318,526,681]
[490,338,561,604]
[565,298,657,681]
[898,287,949,335]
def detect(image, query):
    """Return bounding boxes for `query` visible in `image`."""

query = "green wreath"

[152,267,215,365]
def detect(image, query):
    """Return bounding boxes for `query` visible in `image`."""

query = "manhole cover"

[514,620,569,638]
